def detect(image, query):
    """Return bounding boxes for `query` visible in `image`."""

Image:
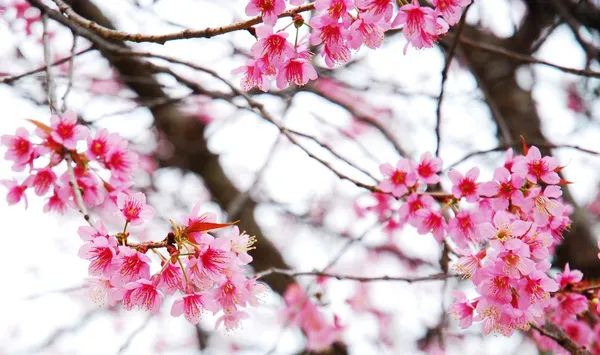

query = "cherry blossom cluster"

[1,111,265,330]
[80,208,267,330]
[235,0,471,91]
[1,110,136,212]
[356,145,581,340]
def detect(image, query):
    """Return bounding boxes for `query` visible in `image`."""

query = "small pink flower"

[78,236,119,277]
[116,192,155,226]
[447,210,492,248]
[1,127,33,170]
[309,17,351,68]
[276,56,318,89]
[49,110,89,150]
[450,291,475,328]
[26,168,56,195]
[453,249,486,279]
[215,308,250,331]
[114,246,151,284]
[378,159,417,198]
[87,277,122,307]
[187,242,231,284]
[489,238,536,279]
[158,261,185,295]
[225,226,255,265]
[251,25,296,66]
[0,179,28,207]
[414,208,446,242]
[432,0,471,26]
[213,273,247,308]
[77,220,109,241]
[245,0,286,25]
[415,152,442,184]
[43,187,69,214]
[171,288,219,324]
[512,146,560,184]
[557,263,583,289]
[105,139,138,181]
[448,167,480,202]
[355,0,394,22]
[232,59,271,92]
[392,0,438,53]
[122,276,163,313]
[348,17,387,50]
[479,167,524,210]
[314,0,352,22]
[86,128,114,161]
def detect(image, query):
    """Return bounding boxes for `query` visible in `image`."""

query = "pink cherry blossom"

[309,17,351,68]
[415,152,442,184]
[26,168,56,195]
[355,0,394,23]
[348,17,387,50]
[556,263,583,289]
[171,288,219,324]
[122,276,164,313]
[104,139,138,181]
[1,127,33,171]
[314,0,352,22]
[245,0,285,25]
[215,308,250,330]
[78,236,119,277]
[250,25,295,66]
[0,179,28,207]
[512,146,560,184]
[450,291,475,328]
[232,59,271,92]
[432,0,471,26]
[479,167,524,210]
[43,187,69,214]
[225,226,255,265]
[158,261,185,295]
[414,208,446,242]
[392,0,438,53]
[378,159,417,197]
[276,56,318,89]
[116,192,155,226]
[77,220,109,241]
[448,167,480,202]
[113,246,151,284]
[49,110,89,150]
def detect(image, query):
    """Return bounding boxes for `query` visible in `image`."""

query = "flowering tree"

[1,0,600,354]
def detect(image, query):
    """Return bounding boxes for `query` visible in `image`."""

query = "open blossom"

[116,192,155,226]
[450,291,476,328]
[309,17,351,68]
[232,59,271,92]
[448,167,481,202]
[276,56,318,89]
[245,0,285,25]
[26,168,56,195]
[432,0,471,26]
[416,152,442,184]
[315,0,352,22]
[49,110,89,150]
[1,179,28,207]
[348,17,387,50]
[225,226,255,265]
[113,246,151,284]
[122,276,164,313]
[158,261,184,295]
[77,220,109,241]
[1,127,33,170]
[556,263,583,289]
[78,236,119,277]
[414,208,446,242]
[355,0,394,22]
[85,128,113,161]
[392,0,438,53]
[479,167,524,210]
[43,187,69,214]
[171,287,219,324]
[512,146,560,184]
[104,139,138,181]
[378,159,417,197]
[250,25,295,66]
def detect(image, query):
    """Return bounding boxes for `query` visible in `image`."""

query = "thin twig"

[61,33,78,112]
[255,268,456,283]
[42,14,59,113]
[531,322,591,355]
[52,0,315,44]
[65,154,95,226]
[435,4,472,157]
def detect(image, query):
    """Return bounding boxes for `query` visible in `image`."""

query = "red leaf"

[185,220,236,234]
[558,179,573,185]
[25,118,52,135]
[520,136,529,155]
